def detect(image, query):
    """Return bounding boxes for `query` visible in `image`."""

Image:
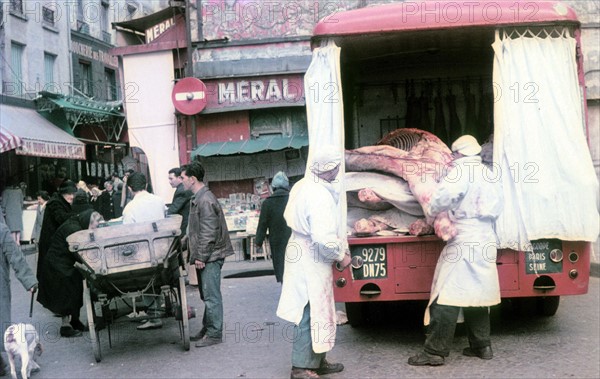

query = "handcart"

[67,215,190,362]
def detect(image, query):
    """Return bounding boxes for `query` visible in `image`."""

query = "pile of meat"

[345,128,457,240]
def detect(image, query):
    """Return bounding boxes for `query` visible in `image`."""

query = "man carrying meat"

[408,134,503,366]
[277,147,352,379]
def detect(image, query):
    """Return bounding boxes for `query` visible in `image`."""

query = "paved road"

[6,254,600,378]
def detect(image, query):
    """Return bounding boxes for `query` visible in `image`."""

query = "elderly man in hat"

[408,135,503,366]
[277,147,352,379]
[36,180,77,321]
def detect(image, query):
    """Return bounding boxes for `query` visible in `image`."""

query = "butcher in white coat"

[408,135,503,366]
[277,147,352,379]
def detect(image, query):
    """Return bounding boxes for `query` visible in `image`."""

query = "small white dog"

[3,323,42,379]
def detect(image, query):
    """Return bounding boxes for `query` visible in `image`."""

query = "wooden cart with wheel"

[67,215,190,362]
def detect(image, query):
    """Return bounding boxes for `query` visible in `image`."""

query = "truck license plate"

[525,239,563,274]
[350,244,388,279]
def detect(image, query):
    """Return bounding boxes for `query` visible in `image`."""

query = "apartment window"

[77,0,84,20]
[44,53,56,89]
[104,68,117,101]
[10,42,24,96]
[79,61,93,97]
[101,1,110,31]
[42,5,55,25]
[9,0,23,14]
[127,3,137,19]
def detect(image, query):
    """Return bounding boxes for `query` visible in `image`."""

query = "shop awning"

[36,91,126,142]
[0,128,22,153]
[191,135,308,158]
[0,103,86,160]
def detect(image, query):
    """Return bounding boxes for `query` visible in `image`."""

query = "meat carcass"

[346,128,457,240]
[345,172,423,216]
[409,218,435,236]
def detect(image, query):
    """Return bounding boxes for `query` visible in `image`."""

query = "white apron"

[424,156,503,325]
[276,178,345,353]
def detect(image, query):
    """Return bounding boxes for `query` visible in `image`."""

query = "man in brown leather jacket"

[180,161,234,348]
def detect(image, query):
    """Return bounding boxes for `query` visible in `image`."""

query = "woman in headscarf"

[37,210,103,337]
[255,172,292,283]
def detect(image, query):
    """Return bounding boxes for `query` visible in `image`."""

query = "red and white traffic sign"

[171,77,207,115]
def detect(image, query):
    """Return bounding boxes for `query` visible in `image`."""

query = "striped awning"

[0,103,86,160]
[0,128,23,153]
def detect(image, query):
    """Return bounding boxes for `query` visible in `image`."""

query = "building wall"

[0,0,71,98]
[70,30,120,100]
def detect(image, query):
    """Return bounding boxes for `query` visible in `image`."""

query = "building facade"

[0,0,165,199]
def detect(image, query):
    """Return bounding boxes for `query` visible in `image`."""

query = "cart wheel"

[83,281,102,362]
[179,275,190,350]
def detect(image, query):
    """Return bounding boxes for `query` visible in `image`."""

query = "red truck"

[306,1,596,325]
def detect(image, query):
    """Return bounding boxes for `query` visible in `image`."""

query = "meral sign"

[202,75,305,112]
[146,17,175,43]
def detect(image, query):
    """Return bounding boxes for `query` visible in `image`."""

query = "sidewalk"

[222,257,274,278]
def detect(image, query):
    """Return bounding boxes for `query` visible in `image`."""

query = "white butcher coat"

[276,177,346,353]
[424,156,503,325]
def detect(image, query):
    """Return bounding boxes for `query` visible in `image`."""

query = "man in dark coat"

[1,223,38,374]
[167,168,192,235]
[36,180,77,306]
[38,209,103,337]
[98,181,122,220]
[255,172,292,283]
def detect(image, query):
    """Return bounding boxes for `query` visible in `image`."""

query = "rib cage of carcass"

[345,128,457,240]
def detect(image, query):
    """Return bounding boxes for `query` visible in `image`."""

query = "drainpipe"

[186,0,197,152]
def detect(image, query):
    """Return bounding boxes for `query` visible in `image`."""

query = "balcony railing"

[77,20,89,34]
[102,31,112,44]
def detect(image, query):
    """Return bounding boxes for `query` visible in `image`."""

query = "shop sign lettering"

[146,17,176,43]
[16,140,86,160]
[71,41,118,67]
[202,75,305,112]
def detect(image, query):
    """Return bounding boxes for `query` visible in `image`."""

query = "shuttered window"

[44,53,56,90]
[10,42,24,95]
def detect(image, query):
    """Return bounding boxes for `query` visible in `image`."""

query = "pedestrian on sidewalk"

[1,222,38,375]
[37,180,77,308]
[30,191,50,245]
[408,135,503,366]
[255,171,292,283]
[37,210,103,337]
[1,177,25,245]
[181,161,234,348]
[277,147,352,379]
[166,167,195,285]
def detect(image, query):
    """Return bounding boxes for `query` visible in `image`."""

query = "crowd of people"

[1,134,502,378]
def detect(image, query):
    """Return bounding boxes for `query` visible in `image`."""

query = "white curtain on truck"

[492,28,600,251]
[303,39,347,246]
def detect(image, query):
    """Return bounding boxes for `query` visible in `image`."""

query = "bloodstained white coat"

[424,155,503,325]
[276,177,345,353]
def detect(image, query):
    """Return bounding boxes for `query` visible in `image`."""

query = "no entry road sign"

[172,77,207,115]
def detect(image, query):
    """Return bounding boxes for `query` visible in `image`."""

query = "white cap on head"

[311,145,342,174]
[451,135,482,156]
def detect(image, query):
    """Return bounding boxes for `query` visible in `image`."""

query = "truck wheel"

[537,296,560,317]
[345,302,366,327]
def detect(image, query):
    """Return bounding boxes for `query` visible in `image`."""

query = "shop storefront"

[0,99,86,196]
